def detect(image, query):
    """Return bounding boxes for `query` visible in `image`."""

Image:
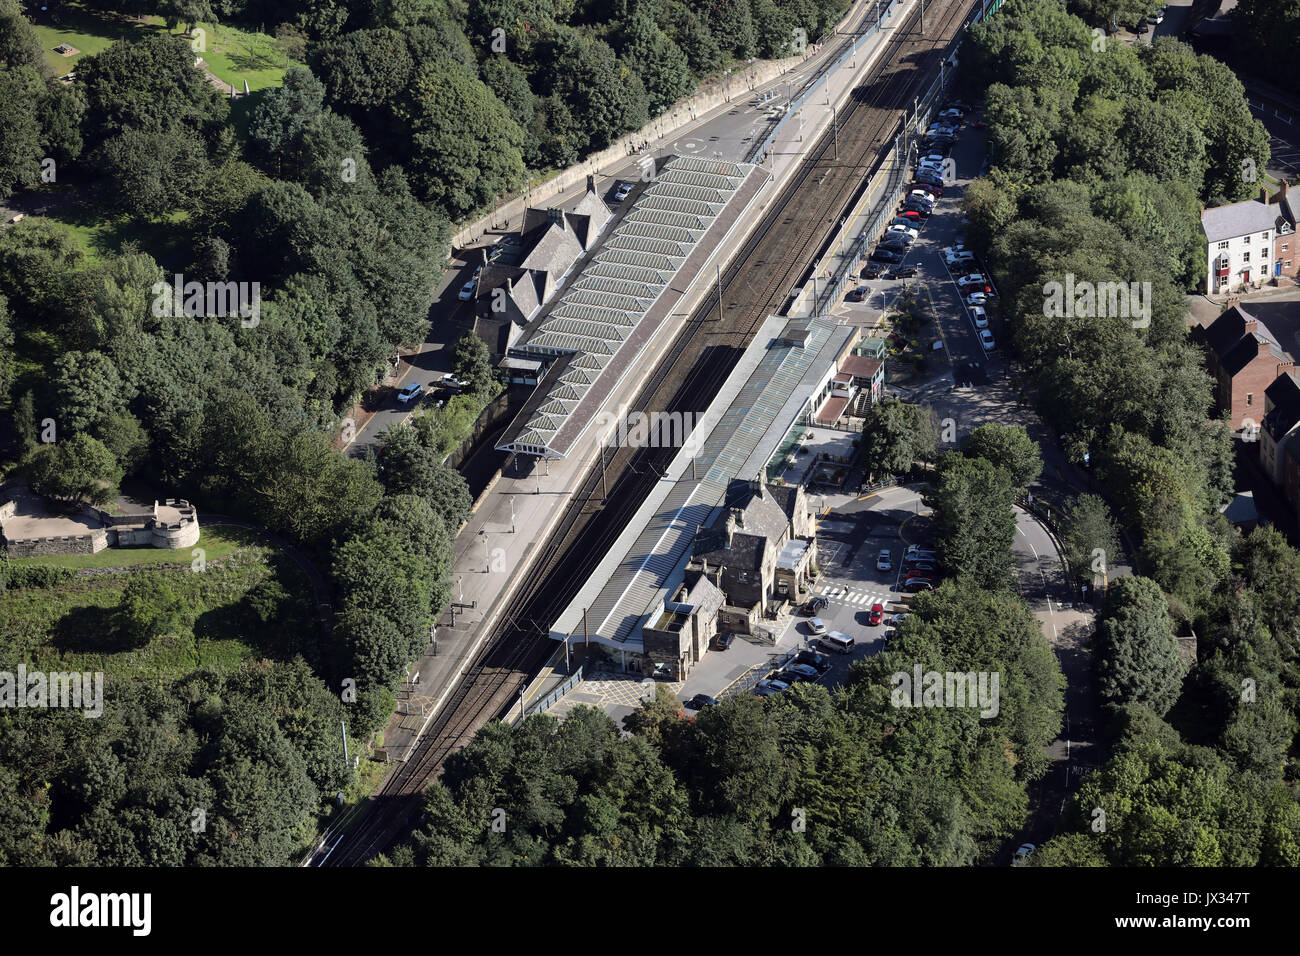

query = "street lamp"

[480,529,490,571]
[510,495,516,533]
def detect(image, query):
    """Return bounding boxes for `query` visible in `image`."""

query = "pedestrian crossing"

[817,584,891,607]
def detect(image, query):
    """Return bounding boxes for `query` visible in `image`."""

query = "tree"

[451,332,495,397]
[27,433,123,506]
[1060,494,1120,587]
[861,398,937,479]
[962,423,1042,490]
[922,453,1017,589]
[0,67,44,202]
[51,350,128,434]
[405,64,526,218]
[117,573,194,644]
[100,127,209,221]
[246,65,327,174]
[1096,575,1186,715]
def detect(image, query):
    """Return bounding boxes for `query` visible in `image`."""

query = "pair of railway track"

[322,0,979,867]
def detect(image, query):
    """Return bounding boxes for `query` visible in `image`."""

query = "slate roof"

[499,155,751,458]
[1202,197,1284,243]
[1263,372,1300,440]
[1199,304,1290,376]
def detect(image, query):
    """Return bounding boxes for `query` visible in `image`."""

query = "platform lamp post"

[510,495,516,533]
[480,529,490,571]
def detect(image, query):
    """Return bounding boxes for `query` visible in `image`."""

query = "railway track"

[321,0,978,867]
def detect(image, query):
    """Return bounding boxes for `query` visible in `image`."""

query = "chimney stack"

[586,174,596,194]
[725,512,737,548]
[1261,187,1270,205]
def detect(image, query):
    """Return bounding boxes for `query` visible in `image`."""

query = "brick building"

[1260,372,1300,484]
[1194,304,1294,431]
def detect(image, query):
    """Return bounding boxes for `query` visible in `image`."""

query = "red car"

[897,209,921,220]
[905,569,935,582]
[867,602,884,626]
[960,281,992,294]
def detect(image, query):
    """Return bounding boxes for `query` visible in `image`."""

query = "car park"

[876,549,892,571]
[686,694,718,710]
[714,633,734,650]
[867,602,884,626]
[971,306,988,328]
[396,382,424,404]
[614,182,634,201]
[457,280,476,301]
[965,292,989,307]
[979,329,996,350]
[845,285,870,302]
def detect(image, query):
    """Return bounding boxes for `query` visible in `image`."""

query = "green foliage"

[961,423,1042,491]
[1097,576,1186,715]
[922,453,1017,590]
[860,398,937,479]
[26,433,122,506]
[1060,493,1120,587]
[451,332,495,397]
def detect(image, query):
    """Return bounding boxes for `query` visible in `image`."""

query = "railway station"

[549,313,869,679]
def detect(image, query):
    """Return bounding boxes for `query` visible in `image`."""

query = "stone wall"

[5,529,108,558]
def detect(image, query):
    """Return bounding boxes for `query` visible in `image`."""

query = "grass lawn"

[195,21,295,92]
[28,3,294,92]
[2,541,321,682]
[8,525,256,570]
[42,206,192,269]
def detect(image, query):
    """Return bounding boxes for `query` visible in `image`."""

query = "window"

[1243,251,1251,262]
[1217,240,1230,250]
[1247,393,1253,406]
[1284,244,1290,252]
[1262,232,1271,241]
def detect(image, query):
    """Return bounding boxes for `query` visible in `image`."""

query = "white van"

[818,631,855,654]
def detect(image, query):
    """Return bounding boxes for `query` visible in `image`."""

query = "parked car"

[956,273,991,288]
[614,182,634,201]
[979,329,996,351]
[905,570,936,583]
[971,306,989,328]
[396,382,424,404]
[966,292,989,307]
[946,251,977,267]
[1013,843,1036,864]
[909,189,936,204]
[1153,7,1165,23]
[938,108,964,122]
[887,266,919,279]
[903,578,934,593]
[846,285,871,302]
[796,649,832,671]
[457,280,476,301]
[714,633,734,650]
[902,203,931,218]
[1137,19,1149,33]
[755,679,791,696]
[971,118,988,129]
[896,209,921,221]
[891,216,921,230]
[807,617,827,635]
[861,266,883,279]
[918,151,948,165]
[907,561,936,573]
[686,694,718,711]
[911,182,943,197]
[886,223,919,239]
[870,248,903,263]
[879,236,911,251]
[781,663,821,683]
[888,612,911,626]
[915,172,944,188]
[867,602,885,626]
